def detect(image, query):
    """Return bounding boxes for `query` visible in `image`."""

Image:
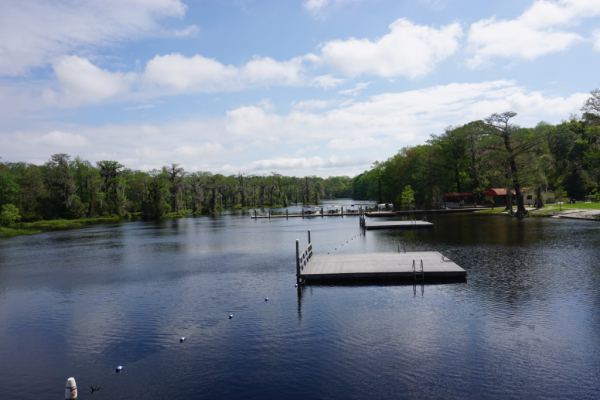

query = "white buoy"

[295,284,298,288]
[65,377,77,399]
[265,297,268,301]
[180,337,186,342]
[116,366,123,372]
[229,314,233,319]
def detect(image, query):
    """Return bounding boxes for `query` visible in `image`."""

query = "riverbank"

[0,214,143,238]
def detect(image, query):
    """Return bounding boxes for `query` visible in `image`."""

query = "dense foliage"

[352,91,600,217]
[0,157,353,221]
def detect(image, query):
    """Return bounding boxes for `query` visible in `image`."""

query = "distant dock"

[296,230,466,283]
[364,220,433,230]
[366,207,492,217]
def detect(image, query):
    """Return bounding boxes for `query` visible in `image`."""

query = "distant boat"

[327,205,341,214]
[304,205,318,215]
[346,205,359,214]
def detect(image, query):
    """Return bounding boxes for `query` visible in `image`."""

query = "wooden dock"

[251,213,359,218]
[299,252,465,281]
[364,220,433,230]
[295,230,465,283]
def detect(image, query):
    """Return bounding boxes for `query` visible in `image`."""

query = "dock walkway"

[300,252,465,281]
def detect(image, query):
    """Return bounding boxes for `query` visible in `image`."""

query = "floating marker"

[116,366,123,372]
[65,377,77,399]
[180,337,186,342]
[229,315,233,319]
[295,284,298,288]
[265,297,269,301]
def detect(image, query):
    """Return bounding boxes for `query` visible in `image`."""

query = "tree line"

[351,89,600,217]
[0,157,353,223]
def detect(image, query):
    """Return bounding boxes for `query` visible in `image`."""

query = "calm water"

[1,199,600,399]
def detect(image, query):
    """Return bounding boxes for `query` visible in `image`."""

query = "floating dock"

[300,252,465,281]
[364,220,433,230]
[296,230,465,283]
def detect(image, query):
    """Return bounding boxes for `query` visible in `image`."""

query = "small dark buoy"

[91,386,100,393]
[295,284,298,288]
[116,366,123,372]
[265,297,269,301]
[229,315,233,319]
[180,337,186,342]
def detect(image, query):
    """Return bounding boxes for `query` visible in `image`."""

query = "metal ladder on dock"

[412,259,424,281]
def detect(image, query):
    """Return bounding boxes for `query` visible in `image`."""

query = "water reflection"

[0,203,599,399]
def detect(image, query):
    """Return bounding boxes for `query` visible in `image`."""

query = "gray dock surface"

[365,220,433,230]
[300,252,465,281]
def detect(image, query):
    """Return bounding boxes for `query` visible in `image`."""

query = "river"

[0,199,599,399]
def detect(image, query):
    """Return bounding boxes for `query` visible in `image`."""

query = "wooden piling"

[296,239,300,283]
[308,229,311,244]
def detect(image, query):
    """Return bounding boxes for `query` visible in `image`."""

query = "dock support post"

[254,209,257,219]
[296,239,300,283]
[302,209,304,219]
[308,229,311,244]
[286,209,288,219]
[341,206,344,216]
[321,207,323,217]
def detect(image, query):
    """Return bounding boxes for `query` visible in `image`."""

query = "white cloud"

[50,56,136,106]
[0,0,193,76]
[243,156,366,171]
[328,136,385,150]
[319,18,462,78]
[467,0,600,66]
[310,74,345,89]
[47,53,315,106]
[339,82,371,96]
[143,53,307,91]
[593,30,600,52]
[224,80,588,141]
[40,130,90,147]
[292,99,336,110]
[1,80,589,177]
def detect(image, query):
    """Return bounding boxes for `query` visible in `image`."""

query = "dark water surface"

[1,200,600,399]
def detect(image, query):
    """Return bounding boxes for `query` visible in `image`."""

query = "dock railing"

[412,259,424,281]
[296,230,313,283]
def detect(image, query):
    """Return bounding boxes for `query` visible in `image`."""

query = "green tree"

[0,173,20,207]
[399,185,415,210]
[0,204,21,226]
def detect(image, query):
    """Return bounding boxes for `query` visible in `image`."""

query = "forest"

[0,88,599,224]
[352,89,600,217]
[0,157,353,223]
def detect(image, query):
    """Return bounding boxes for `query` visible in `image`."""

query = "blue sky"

[1,0,599,177]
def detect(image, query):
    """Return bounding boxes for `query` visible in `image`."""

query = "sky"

[1,0,599,177]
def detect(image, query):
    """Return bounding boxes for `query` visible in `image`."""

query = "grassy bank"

[0,227,42,238]
[1,213,144,238]
[477,203,600,217]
